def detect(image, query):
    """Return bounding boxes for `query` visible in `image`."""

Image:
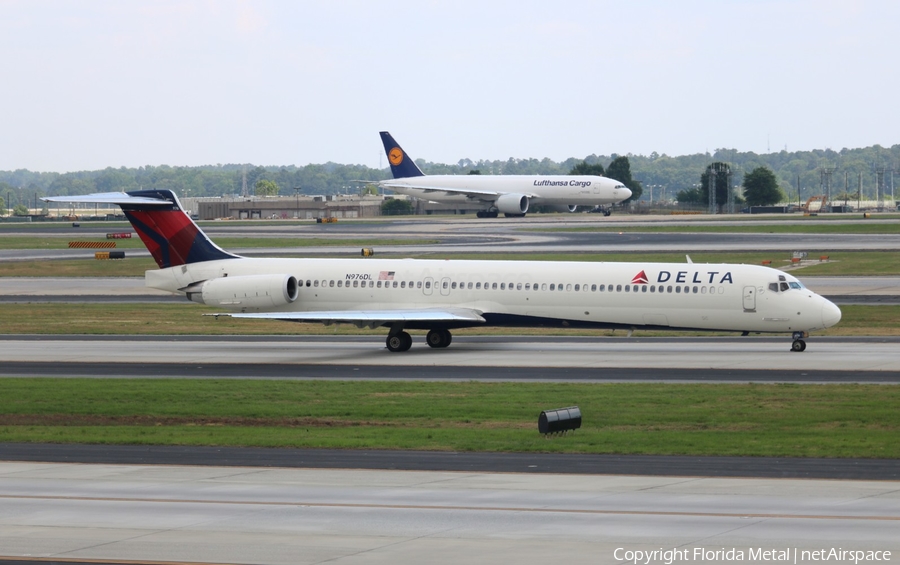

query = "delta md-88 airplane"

[377,132,631,217]
[46,190,841,353]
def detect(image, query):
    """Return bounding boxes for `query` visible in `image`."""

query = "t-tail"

[380,131,425,179]
[44,190,239,269]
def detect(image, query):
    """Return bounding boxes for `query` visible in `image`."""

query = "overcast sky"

[1,0,897,172]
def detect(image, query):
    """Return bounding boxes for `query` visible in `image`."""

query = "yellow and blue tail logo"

[379,131,425,179]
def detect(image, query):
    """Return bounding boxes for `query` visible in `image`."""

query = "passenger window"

[525,283,531,291]
[549,284,555,291]
[667,286,673,293]
[377,281,382,288]
[330,280,335,287]
[314,280,319,287]
[625,285,630,292]
[642,286,647,292]
[425,281,430,289]
[500,283,505,290]
[370,281,374,288]
[541,283,547,291]
[476,282,481,289]
[517,283,522,290]
[701,286,707,294]
[393,281,398,288]
[467,282,472,290]
[353,280,358,288]
[451,282,457,289]
[676,286,681,293]
[337,280,343,288]
[401,281,406,288]
[492,283,498,290]
[557,283,563,291]
[693,286,698,293]
[417,281,422,289]
[442,281,448,289]
[567,284,573,291]
[650,285,655,292]
[591,284,596,291]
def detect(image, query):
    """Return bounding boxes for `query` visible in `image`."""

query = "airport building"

[187,195,386,220]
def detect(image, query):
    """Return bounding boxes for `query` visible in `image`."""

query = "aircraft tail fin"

[379,131,425,178]
[44,190,239,269]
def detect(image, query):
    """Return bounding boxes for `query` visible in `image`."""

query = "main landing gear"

[790,331,808,352]
[385,328,453,352]
[476,210,499,218]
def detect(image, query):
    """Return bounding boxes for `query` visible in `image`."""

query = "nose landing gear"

[790,331,808,352]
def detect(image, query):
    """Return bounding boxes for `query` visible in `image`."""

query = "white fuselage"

[383,175,629,207]
[148,257,841,334]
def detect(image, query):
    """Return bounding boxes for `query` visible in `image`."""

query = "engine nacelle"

[494,193,529,215]
[187,274,299,309]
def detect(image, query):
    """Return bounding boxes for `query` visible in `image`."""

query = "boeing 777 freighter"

[45,190,841,352]
[377,132,631,217]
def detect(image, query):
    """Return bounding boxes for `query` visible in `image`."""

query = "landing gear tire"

[791,339,807,352]
[386,331,412,352]
[477,210,499,218]
[604,209,611,217]
[426,329,452,349]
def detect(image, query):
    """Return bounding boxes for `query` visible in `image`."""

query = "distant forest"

[2,144,898,207]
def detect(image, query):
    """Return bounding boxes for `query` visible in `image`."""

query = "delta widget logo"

[388,147,404,166]
[631,270,649,284]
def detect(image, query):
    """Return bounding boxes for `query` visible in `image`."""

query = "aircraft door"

[423,277,434,296]
[440,277,451,296]
[742,286,756,312]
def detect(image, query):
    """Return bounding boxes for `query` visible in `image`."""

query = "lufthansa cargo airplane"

[377,132,631,217]
[45,190,841,353]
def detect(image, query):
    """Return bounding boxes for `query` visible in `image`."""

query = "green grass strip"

[0,379,896,458]
[527,221,900,234]
[0,236,435,250]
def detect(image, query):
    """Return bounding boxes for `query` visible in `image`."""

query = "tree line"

[2,143,898,212]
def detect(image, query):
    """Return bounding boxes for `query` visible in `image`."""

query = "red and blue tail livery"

[46,190,238,268]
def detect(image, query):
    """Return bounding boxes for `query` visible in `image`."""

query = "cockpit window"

[789,282,802,290]
[768,283,779,292]
[780,282,790,292]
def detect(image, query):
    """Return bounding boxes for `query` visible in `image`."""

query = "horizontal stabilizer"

[43,192,172,206]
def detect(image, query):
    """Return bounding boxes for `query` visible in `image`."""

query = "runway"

[2,336,900,377]
[0,462,897,565]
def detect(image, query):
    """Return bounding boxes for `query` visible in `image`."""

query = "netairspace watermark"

[614,548,891,565]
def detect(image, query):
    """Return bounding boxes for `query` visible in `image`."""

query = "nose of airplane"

[822,300,842,328]
[620,187,632,200]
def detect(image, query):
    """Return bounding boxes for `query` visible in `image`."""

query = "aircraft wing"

[216,307,486,325]
[378,182,509,200]
[43,192,172,205]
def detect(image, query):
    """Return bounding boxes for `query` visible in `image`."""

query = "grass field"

[0,236,435,250]
[0,379,896,458]
[529,220,900,234]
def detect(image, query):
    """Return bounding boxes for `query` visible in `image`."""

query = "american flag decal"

[631,270,649,284]
[378,271,395,281]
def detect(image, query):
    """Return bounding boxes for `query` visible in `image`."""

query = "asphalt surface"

[1,443,897,480]
[4,359,900,383]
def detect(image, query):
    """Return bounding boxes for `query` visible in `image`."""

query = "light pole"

[5,191,13,217]
[293,186,302,219]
